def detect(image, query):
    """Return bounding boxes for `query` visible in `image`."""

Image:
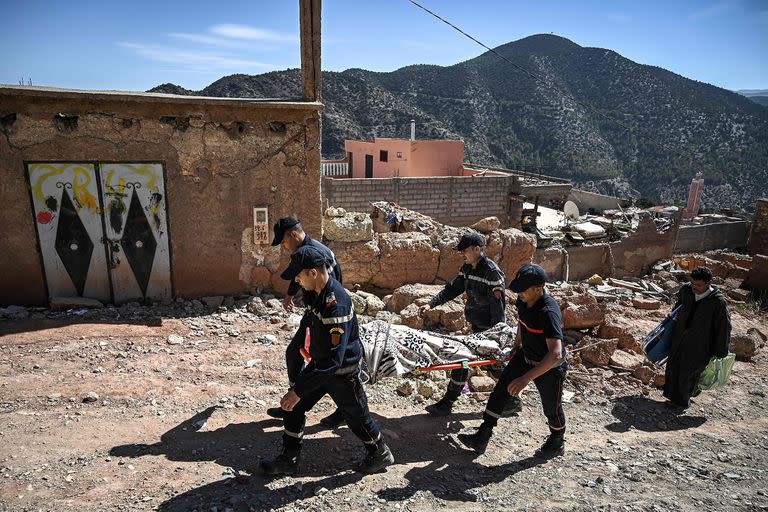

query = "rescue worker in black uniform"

[266,216,347,428]
[259,245,395,476]
[458,264,568,458]
[419,233,521,417]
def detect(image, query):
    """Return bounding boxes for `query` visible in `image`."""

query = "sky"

[1,0,767,93]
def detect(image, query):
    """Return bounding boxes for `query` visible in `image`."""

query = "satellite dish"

[564,201,580,222]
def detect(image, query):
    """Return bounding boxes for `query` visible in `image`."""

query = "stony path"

[0,304,766,512]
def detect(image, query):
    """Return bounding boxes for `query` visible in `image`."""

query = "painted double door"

[27,162,171,304]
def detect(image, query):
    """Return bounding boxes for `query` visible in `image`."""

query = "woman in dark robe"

[664,267,731,408]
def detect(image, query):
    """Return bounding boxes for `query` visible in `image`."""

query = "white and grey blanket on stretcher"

[359,320,517,383]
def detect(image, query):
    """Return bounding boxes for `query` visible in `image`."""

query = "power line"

[407,0,634,133]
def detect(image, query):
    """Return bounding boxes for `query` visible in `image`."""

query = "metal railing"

[321,161,349,177]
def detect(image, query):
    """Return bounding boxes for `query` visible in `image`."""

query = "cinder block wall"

[322,175,514,227]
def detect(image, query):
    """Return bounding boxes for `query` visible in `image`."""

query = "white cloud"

[168,32,249,48]
[117,42,275,71]
[210,24,297,43]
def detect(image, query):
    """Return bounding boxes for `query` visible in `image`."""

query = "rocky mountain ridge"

[151,34,768,211]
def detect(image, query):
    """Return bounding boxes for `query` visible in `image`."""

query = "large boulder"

[326,239,381,286]
[424,299,468,332]
[400,303,424,330]
[371,232,439,290]
[577,337,618,366]
[357,290,385,315]
[597,321,643,354]
[631,297,662,310]
[497,229,537,279]
[470,216,501,233]
[562,303,605,330]
[609,350,646,370]
[323,211,374,242]
[388,284,444,313]
[435,232,471,282]
[730,331,761,361]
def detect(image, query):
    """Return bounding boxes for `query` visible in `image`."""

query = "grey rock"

[202,296,225,308]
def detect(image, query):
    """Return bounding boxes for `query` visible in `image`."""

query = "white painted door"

[27,163,111,302]
[99,163,172,303]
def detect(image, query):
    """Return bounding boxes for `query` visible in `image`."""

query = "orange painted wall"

[344,138,464,178]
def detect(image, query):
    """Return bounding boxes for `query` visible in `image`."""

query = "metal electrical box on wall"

[253,206,269,245]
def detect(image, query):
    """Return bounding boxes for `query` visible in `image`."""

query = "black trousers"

[282,368,382,451]
[484,351,566,432]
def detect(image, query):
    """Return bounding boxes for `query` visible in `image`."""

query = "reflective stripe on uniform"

[466,274,505,286]
[320,313,353,325]
[484,408,502,419]
[450,378,467,386]
[309,309,353,325]
[458,271,504,287]
[363,433,382,445]
[284,428,304,439]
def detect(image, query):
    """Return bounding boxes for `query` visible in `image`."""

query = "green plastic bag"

[697,353,736,391]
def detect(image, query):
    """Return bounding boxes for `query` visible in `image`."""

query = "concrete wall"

[567,188,630,214]
[748,198,768,256]
[322,175,515,227]
[675,221,751,253]
[0,86,322,305]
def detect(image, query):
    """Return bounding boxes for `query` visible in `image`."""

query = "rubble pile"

[323,202,537,291]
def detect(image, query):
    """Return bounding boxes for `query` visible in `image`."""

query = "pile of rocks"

[324,202,537,292]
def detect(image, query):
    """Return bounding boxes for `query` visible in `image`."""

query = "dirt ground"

[1,302,766,512]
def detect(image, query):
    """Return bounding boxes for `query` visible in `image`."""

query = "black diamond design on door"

[120,190,157,296]
[54,189,94,296]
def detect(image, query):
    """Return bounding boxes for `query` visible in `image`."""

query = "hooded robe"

[664,283,731,407]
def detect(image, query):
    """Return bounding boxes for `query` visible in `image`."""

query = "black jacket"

[286,277,361,398]
[664,283,731,406]
[429,255,506,331]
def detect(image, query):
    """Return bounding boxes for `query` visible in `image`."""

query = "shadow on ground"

[606,394,707,433]
[111,405,549,511]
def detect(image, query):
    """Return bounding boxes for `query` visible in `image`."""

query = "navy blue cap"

[280,245,330,281]
[271,216,300,246]
[508,263,548,292]
[453,232,485,251]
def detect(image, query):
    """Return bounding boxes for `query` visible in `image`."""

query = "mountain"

[151,34,768,211]
[737,90,768,108]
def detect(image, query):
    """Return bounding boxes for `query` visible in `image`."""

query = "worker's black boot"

[259,447,301,476]
[357,440,395,474]
[457,424,493,454]
[425,397,454,416]
[320,408,347,427]
[501,397,523,417]
[266,407,285,419]
[534,432,565,459]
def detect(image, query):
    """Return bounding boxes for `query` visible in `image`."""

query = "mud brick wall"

[0,86,322,305]
[535,213,681,281]
[748,198,768,256]
[322,175,515,227]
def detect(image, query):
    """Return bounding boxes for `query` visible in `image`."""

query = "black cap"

[271,216,300,246]
[453,232,485,251]
[280,245,329,281]
[508,264,548,293]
